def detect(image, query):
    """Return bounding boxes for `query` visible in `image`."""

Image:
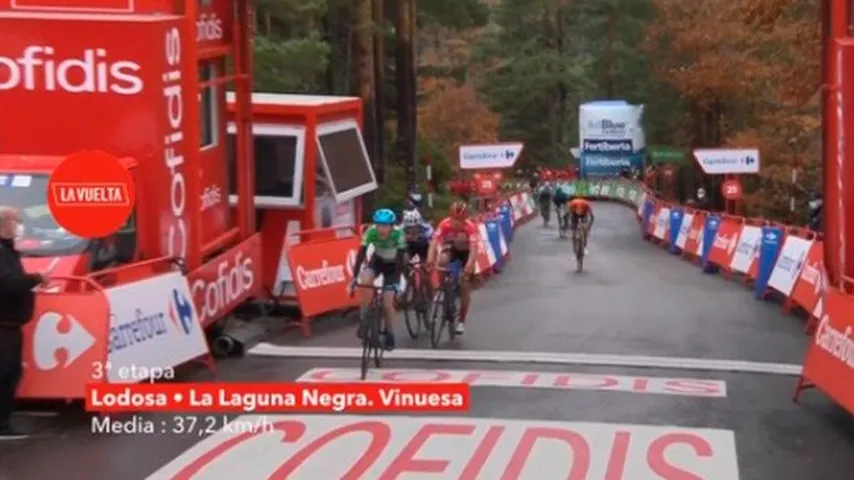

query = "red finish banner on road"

[800,288,854,415]
[151,415,740,479]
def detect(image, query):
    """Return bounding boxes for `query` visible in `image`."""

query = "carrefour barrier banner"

[642,200,655,234]
[801,288,854,416]
[754,227,782,299]
[669,208,683,253]
[499,204,513,243]
[701,216,721,268]
[767,235,813,296]
[486,220,505,272]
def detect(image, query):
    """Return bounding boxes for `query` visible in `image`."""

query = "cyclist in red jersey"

[426,201,478,334]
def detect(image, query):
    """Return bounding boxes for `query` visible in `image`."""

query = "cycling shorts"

[441,243,470,269]
[366,256,400,291]
[570,212,591,229]
[406,239,429,262]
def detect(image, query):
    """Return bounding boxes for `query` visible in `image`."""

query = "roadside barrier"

[282,191,538,337]
[18,260,213,401]
[571,178,853,418]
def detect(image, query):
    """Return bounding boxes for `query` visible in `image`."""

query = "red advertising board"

[707,217,740,267]
[800,287,854,415]
[285,236,360,317]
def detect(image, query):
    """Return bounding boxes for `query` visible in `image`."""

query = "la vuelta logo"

[163,28,187,259]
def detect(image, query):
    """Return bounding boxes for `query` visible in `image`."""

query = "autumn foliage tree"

[418,78,501,166]
[644,0,821,219]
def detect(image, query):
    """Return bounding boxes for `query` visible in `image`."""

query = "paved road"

[2,202,853,479]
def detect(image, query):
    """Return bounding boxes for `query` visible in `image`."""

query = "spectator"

[808,191,823,231]
[693,187,712,210]
[0,206,47,440]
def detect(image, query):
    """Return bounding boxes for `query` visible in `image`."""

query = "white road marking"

[146,415,741,479]
[248,343,802,376]
[297,367,728,397]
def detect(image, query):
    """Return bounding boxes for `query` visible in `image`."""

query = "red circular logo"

[47,150,136,238]
[721,178,743,200]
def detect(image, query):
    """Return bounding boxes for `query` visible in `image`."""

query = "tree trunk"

[555,4,567,157]
[396,0,417,192]
[604,5,616,98]
[355,0,378,170]
[408,0,418,190]
[373,0,386,183]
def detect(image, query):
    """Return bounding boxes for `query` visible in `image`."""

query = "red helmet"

[450,201,468,219]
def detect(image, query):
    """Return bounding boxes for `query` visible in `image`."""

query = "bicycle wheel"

[445,284,458,340]
[573,232,584,272]
[360,307,377,380]
[429,289,446,348]
[402,271,421,339]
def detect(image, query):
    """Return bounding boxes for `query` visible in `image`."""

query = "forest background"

[252,0,821,222]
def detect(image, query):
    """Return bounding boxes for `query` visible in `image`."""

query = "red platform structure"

[225,93,377,326]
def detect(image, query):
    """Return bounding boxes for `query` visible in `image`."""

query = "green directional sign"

[648,146,688,165]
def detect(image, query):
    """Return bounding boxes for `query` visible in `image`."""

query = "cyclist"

[350,208,406,350]
[405,191,424,211]
[553,183,570,232]
[567,195,595,254]
[402,209,433,261]
[426,201,478,335]
[536,181,553,226]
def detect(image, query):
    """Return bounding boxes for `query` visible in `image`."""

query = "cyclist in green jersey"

[349,208,407,349]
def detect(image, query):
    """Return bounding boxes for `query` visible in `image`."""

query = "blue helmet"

[372,208,396,225]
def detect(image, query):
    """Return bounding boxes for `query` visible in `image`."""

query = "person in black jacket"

[0,206,46,440]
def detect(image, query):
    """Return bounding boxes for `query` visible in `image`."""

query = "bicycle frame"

[430,260,462,348]
[354,283,387,379]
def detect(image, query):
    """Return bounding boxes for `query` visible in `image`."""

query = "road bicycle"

[352,283,388,380]
[539,199,551,226]
[401,259,432,339]
[572,222,589,272]
[430,260,462,348]
[557,205,569,239]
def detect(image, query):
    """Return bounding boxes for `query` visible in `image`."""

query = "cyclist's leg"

[570,213,580,247]
[455,248,472,333]
[414,241,432,296]
[357,258,378,337]
[359,258,379,312]
[379,260,399,348]
[437,243,452,269]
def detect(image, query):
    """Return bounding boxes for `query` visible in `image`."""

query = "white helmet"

[402,209,422,226]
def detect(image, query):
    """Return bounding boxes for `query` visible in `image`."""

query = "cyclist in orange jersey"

[567,195,595,253]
